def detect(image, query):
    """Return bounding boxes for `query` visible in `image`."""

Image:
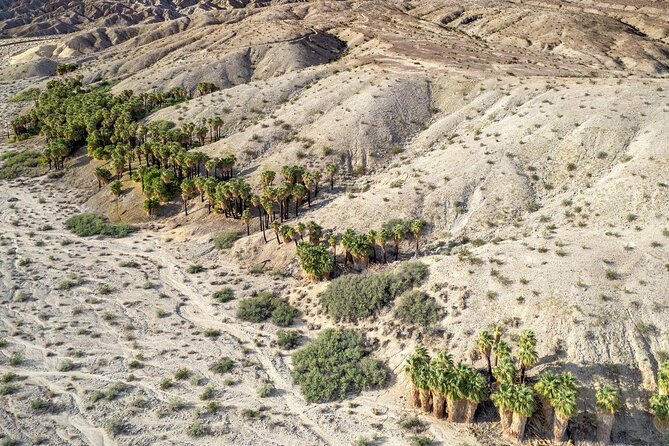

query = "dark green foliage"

[65,213,136,238]
[56,63,78,75]
[213,288,235,303]
[393,290,441,328]
[10,88,40,103]
[276,330,300,349]
[210,358,235,374]
[0,150,44,180]
[291,328,387,403]
[236,292,297,326]
[319,261,429,322]
[212,230,242,249]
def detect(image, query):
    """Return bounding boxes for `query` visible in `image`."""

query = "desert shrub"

[213,288,235,303]
[187,419,209,437]
[104,416,125,437]
[11,88,40,103]
[65,213,136,238]
[0,150,44,180]
[210,358,234,373]
[237,292,297,326]
[276,330,300,349]
[393,290,441,328]
[291,328,387,403]
[319,262,429,322]
[212,230,242,249]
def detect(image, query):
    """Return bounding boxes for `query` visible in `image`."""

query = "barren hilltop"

[0,0,668,445]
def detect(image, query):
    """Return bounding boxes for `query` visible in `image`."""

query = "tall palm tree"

[242,209,252,236]
[326,163,338,191]
[493,357,515,387]
[517,343,538,384]
[595,385,620,445]
[405,345,431,410]
[429,350,453,418]
[181,179,195,215]
[94,166,113,189]
[312,170,322,197]
[270,220,281,244]
[328,234,339,262]
[492,384,515,433]
[494,340,511,368]
[307,221,323,244]
[462,368,487,423]
[509,385,536,442]
[376,228,391,263]
[410,219,426,256]
[535,371,560,435]
[292,183,308,217]
[552,387,578,442]
[476,330,494,383]
[392,223,406,261]
[110,180,122,219]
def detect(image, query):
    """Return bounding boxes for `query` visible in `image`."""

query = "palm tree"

[242,209,252,236]
[326,163,338,191]
[94,166,113,189]
[392,223,407,261]
[270,220,281,244]
[493,340,511,368]
[261,170,276,187]
[493,357,515,387]
[328,234,339,262]
[376,228,391,263]
[312,170,322,196]
[181,179,195,215]
[462,368,487,423]
[429,351,453,418]
[110,180,122,218]
[509,385,536,442]
[552,387,578,442]
[296,241,334,281]
[307,221,323,244]
[476,330,494,383]
[143,198,159,216]
[535,371,560,435]
[595,385,620,445]
[492,384,515,433]
[659,361,669,396]
[292,183,308,217]
[405,345,431,410]
[517,343,538,384]
[410,219,426,256]
[650,394,669,432]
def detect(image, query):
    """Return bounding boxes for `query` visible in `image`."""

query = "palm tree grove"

[0,1,668,445]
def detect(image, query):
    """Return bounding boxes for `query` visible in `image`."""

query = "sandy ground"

[1,1,669,444]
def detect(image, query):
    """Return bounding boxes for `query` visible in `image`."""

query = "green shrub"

[212,230,242,249]
[393,290,441,328]
[319,262,429,322]
[237,292,297,326]
[187,264,204,274]
[0,150,44,180]
[210,358,234,373]
[104,417,124,437]
[213,288,235,303]
[276,330,300,349]
[291,328,387,403]
[65,213,136,238]
[11,88,40,103]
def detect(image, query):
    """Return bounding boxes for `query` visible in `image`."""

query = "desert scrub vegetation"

[319,261,429,322]
[0,150,44,180]
[236,292,297,327]
[213,288,235,303]
[291,328,387,403]
[65,213,136,238]
[212,230,242,249]
[393,290,441,328]
[275,329,300,349]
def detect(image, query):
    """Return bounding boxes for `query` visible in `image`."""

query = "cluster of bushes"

[0,150,44,180]
[236,292,297,327]
[319,261,429,322]
[65,213,136,238]
[393,290,441,328]
[291,328,387,403]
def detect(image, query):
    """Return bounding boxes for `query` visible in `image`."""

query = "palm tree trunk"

[596,411,614,445]
[539,396,554,436]
[184,199,188,215]
[508,413,527,442]
[432,393,446,419]
[419,389,431,414]
[448,399,467,423]
[395,242,400,260]
[553,414,569,442]
[463,401,477,423]
[486,355,493,383]
[500,409,513,432]
[520,365,526,384]
[411,385,420,408]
